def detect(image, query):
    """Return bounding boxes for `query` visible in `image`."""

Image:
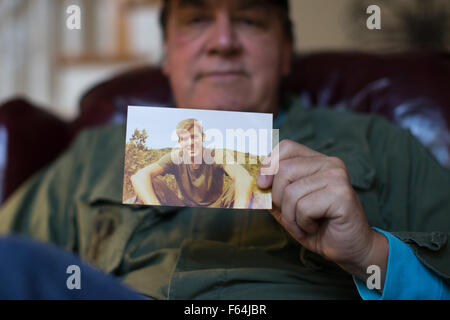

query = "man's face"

[177,126,204,161]
[162,0,292,114]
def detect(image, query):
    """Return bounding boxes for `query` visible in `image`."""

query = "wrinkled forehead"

[161,0,293,42]
[170,0,282,13]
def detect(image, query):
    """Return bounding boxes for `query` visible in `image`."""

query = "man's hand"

[257,140,388,287]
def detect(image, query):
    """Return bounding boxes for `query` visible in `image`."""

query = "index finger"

[277,140,322,160]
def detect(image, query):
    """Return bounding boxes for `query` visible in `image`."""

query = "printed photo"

[123,106,273,210]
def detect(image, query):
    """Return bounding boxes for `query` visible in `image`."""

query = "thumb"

[257,172,274,189]
[257,155,275,189]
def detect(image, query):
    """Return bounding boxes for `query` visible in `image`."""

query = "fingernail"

[257,174,268,187]
[260,156,271,167]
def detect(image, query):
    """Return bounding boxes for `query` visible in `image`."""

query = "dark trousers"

[0,236,148,300]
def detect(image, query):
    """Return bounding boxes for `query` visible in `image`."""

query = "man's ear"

[162,43,170,76]
[281,41,293,77]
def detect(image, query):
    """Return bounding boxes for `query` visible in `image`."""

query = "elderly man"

[0,0,449,300]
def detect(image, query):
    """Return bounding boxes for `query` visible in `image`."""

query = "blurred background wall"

[0,0,449,120]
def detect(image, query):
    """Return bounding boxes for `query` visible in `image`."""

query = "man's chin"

[181,152,202,163]
[191,99,254,112]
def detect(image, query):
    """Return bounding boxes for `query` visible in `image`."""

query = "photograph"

[123,106,273,209]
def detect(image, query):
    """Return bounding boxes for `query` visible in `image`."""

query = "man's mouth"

[197,70,248,80]
[186,145,200,155]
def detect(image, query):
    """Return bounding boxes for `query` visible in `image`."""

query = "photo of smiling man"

[125,109,272,210]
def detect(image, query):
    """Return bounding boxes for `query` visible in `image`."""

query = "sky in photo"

[126,106,273,156]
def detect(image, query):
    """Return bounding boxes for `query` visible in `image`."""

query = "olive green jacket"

[0,96,449,299]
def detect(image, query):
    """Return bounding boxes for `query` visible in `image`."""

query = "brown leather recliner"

[0,52,449,205]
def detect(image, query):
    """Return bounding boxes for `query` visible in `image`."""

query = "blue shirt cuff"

[353,228,449,300]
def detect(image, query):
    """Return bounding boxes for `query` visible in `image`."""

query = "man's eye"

[241,18,256,25]
[235,16,265,28]
[185,15,209,25]
[190,17,203,23]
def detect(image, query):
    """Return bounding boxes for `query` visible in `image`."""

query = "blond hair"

[176,119,203,135]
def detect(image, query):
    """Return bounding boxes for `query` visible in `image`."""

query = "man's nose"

[205,14,241,56]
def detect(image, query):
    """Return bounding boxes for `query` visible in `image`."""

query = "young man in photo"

[130,118,253,208]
